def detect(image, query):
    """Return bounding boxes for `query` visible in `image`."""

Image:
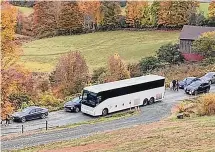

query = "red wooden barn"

[179,25,215,61]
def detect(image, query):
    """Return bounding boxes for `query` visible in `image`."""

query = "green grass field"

[20,31,179,72]
[17,6,34,15]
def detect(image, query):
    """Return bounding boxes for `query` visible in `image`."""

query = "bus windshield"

[82,90,98,107]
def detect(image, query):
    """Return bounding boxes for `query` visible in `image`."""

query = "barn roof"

[180,25,215,40]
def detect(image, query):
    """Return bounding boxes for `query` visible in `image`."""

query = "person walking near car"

[5,114,10,126]
[172,79,176,91]
[176,80,179,91]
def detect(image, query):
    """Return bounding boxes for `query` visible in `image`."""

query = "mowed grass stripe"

[21,31,179,72]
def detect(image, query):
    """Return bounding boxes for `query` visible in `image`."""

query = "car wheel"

[209,81,212,85]
[21,117,26,123]
[102,108,108,116]
[75,107,80,113]
[148,97,154,105]
[41,114,46,119]
[143,98,148,106]
[45,112,48,116]
[206,88,210,93]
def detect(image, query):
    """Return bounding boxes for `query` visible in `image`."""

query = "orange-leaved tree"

[33,1,58,38]
[209,1,215,18]
[78,1,101,30]
[106,53,130,82]
[1,2,18,119]
[126,1,148,28]
[52,51,89,98]
[158,1,199,27]
[57,1,84,34]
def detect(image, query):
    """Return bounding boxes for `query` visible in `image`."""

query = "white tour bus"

[81,75,165,116]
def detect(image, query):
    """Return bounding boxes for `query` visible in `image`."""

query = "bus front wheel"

[102,108,108,116]
[143,98,148,106]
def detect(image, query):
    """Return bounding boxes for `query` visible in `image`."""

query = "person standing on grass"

[172,79,176,91]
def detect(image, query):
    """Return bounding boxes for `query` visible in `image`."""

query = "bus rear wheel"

[102,108,108,116]
[148,97,155,105]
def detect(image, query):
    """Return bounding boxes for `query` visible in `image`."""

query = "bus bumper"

[81,106,95,116]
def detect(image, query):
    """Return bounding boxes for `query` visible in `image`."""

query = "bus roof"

[84,75,165,93]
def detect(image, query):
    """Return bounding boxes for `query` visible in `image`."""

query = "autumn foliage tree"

[192,31,215,57]
[22,13,34,36]
[33,1,57,38]
[57,1,84,34]
[78,1,101,30]
[209,1,215,18]
[158,1,199,27]
[150,1,160,27]
[99,1,121,29]
[126,1,148,28]
[1,2,22,119]
[106,54,130,82]
[52,52,89,98]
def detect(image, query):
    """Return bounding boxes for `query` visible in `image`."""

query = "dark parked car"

[12,106,48,123]
[179,77,200,89]
[64,96,82,113]
[200,72,215,84]
[185,80,210,95]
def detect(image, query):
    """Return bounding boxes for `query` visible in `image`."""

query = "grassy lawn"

[16,6,34,16]
[199,3,210,17]
[15,115,215,152]
[21,30,179,72]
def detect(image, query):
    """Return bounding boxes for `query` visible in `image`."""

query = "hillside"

[20,30,179,72]
[17,116,215,152]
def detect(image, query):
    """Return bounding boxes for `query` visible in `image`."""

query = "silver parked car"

[200,72,215,84]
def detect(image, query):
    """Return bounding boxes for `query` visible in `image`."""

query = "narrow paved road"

[2,85,215,151]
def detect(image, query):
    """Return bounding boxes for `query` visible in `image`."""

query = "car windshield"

[189,81,202,87]
[82,90,98,107]
[22,107,33,113]
[186,78,194,84]
[72,97,80,103]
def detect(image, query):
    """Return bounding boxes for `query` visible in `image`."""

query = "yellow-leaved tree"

[209,1,215,18]
[1,2,18,119]
[106,53,130,82]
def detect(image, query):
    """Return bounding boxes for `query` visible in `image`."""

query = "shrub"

[156,43,184,64]
[38,92,62,107]
[127,63,142,78]
[197,93,215,116]
[91,67,107,84]
[139,56,160,73]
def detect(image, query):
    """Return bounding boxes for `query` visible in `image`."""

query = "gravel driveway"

[2,85,215,151]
